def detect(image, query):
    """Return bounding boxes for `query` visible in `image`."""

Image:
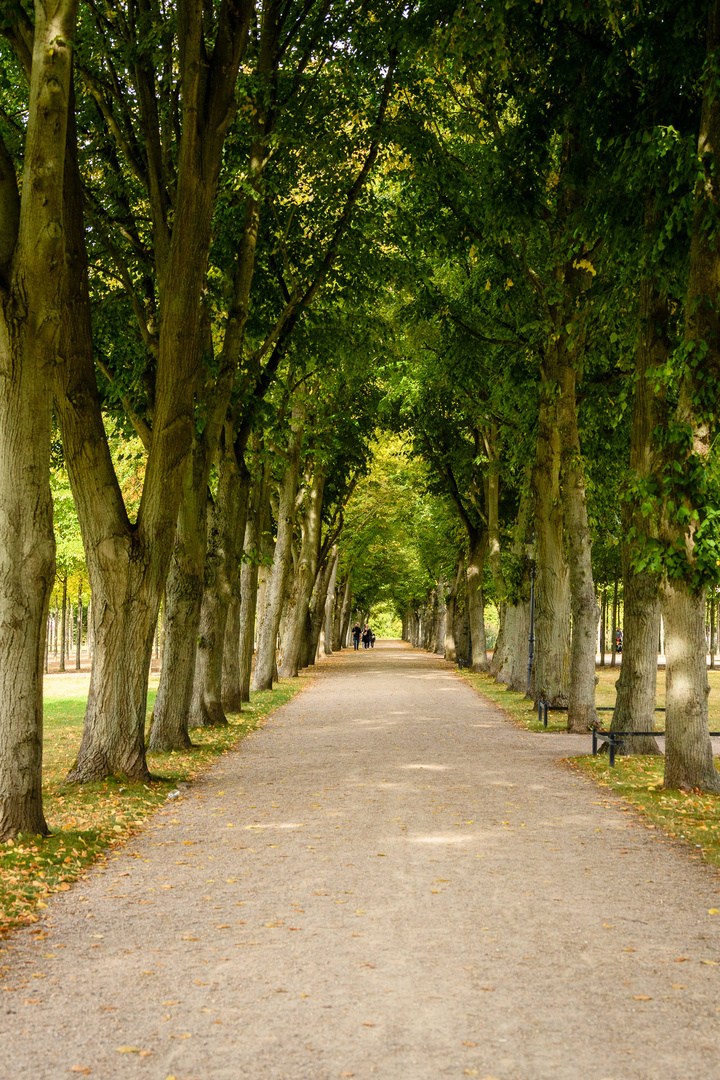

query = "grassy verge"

[456,663,720,868]
[0,675,309,934]
[456,665,720,731]
[572,755,720,869]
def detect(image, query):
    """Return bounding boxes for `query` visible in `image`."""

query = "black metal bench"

[537,700,627,728]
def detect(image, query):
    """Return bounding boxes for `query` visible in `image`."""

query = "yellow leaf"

[116,1046,142,1053]
[708,909,719,915]
[633,995,652,1001]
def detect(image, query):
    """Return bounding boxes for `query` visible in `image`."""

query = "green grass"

[572,755,720,868]
[0,676,309,934]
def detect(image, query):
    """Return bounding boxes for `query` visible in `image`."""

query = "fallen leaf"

[462,1041,477,1047]
[633,995,652,1001]
[23,998,40,1004]
[70,1068,90,1075]
[701,960,718,965]
[362,1022,374,1027]
[672,984,686,990]
[709,909,719,915]
[116,1046,143,1053]
[162,999,179,1005]
[58,883,71,891]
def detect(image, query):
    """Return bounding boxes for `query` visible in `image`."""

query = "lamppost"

[526,533,536,696]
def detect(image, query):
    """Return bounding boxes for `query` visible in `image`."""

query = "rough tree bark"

[190,433,250,727]
[444,561,464,662]
[532,378,571,705]
[278,464,326,678]
[149,468,208,751]
[557,359,599,732]
[661,0,720,792]
[612,244,667,755]
[252,416,303,691]
[238,454,271,702]
[0,0,78,838]
[59,576,67,674]
[323,547,340,656]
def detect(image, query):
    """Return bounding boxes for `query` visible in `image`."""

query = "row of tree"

[3,0,720,843]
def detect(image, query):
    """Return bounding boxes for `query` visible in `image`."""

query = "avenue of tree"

[3,0,720,839]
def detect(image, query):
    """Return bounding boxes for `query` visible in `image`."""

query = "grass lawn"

[0,671,309,935]
[457,664,720,869]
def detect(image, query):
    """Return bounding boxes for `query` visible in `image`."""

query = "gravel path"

[2,640,720,1080]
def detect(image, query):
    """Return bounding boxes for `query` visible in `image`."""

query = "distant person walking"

[370,630,376,648]
[352,622,362,650]
[362,624,372,649]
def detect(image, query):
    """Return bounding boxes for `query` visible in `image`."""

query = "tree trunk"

[466,530,489,673]
[252,417,303,691]
[76,584,83,671]
[610,570,618,667]
[149,470,208,751]
[67,550,160,782]
[339,579,352,648]
[332,577,347,651]
[239,455,271,702]
[307,556,335,666]
[611,255,667,754]
[323,547,340,656]
[444,561,463,662]
[558,363,599,733]
[278,466,326,678]
[222,596,242,713]
[435,576,447,654]
[711,590,716,669]
[663,582,720,791]
[660,0,720,792]
[60,576,68,673]
[454,593,470,664]
[532,387,571,705]
[190,438,250,726]
[0,0,76,835]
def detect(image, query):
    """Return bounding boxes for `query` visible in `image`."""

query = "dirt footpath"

[2,641,719,1080]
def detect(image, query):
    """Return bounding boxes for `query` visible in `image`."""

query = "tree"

[0,0,78,838]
